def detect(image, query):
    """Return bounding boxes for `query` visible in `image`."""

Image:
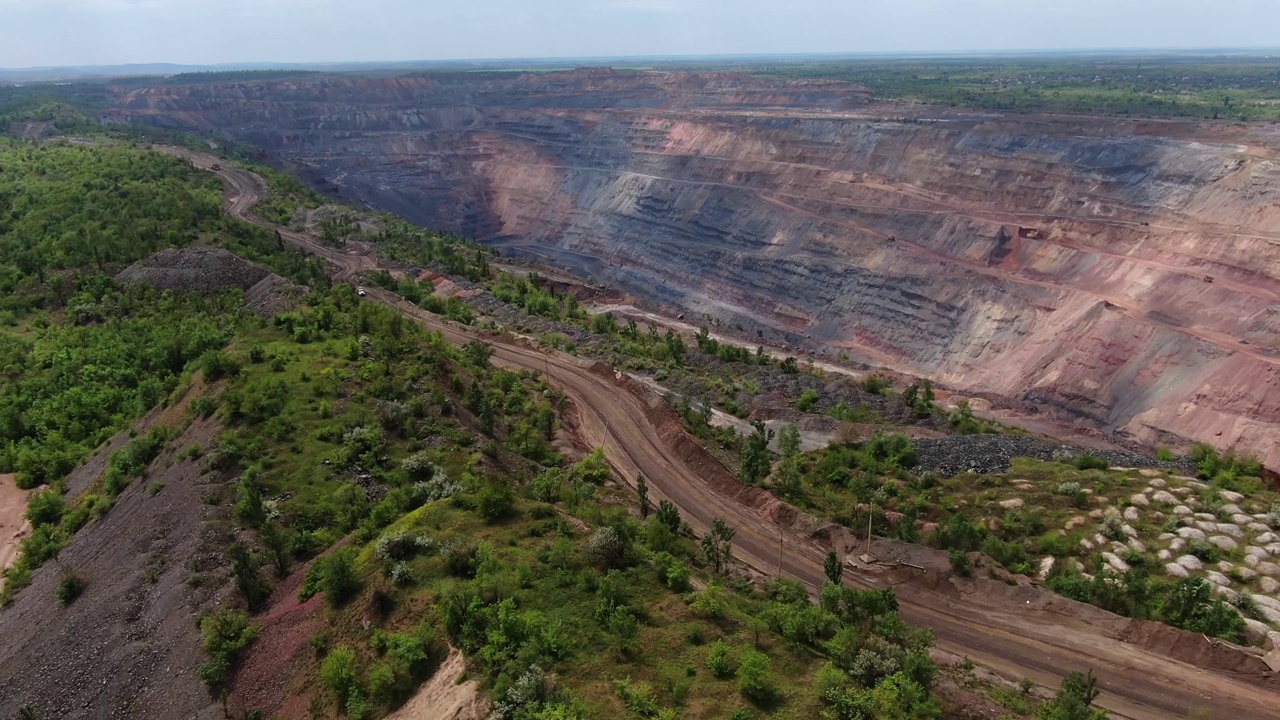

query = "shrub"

[796,388,820,412]
[1037,532,1074,557]
[736,649,775,702]
[301,547,362,607]
[1268,503,1280,530]
[399,451,439,479]
[665,560,691,591]
[1155,448,1176,462]
[707,640,734,678]
[586,526,630,569]
[690,582,729,619]
[191,395,217,419]
[936,514,985,553]
[21,524,67,566]
[476,481,515,522]
[55,569,85,605]
[1099,513,1126,542]
[321,645,365,710]
[1038,670,1105,720]
[1187,538,1219,563]
[198,610,259,688]
[1074,455,1110,471]
[200,350,242,381]
[1055,482,1082,496]
[948,549,972,577]
[862,375,892,396]
[229,543,270,610]
[25,488,66,528]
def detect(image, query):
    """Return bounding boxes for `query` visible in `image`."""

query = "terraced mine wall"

[104,70,1280,468]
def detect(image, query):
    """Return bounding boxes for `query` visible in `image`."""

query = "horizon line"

[5,45,1280,75]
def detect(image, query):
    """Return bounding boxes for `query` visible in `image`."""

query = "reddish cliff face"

[106,71,1280,466]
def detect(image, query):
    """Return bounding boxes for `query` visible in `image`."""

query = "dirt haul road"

[169,148,1280,720]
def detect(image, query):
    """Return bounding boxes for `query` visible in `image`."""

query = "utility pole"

[777,523,784,578]
[859,502,876,564]
[867,502,873,556]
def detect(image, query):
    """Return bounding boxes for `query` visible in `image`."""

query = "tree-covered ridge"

[0,285,245,488]
[0,139,225,304]
[0,139,325,489]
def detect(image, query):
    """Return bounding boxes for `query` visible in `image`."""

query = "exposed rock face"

[105,70,1280,466]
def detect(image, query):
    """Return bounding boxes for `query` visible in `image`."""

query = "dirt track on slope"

[167,147,1280,720]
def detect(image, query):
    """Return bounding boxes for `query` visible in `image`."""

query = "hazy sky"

[2,0,1279,68]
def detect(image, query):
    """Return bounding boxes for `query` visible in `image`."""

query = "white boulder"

[1257,562,1280,577]
[1208,535,1238,551]
[1205,571,1232,587]
[1176,527,1206,541]
[1175,555,1204,573]
[1215,523,1244,538]
[1102,552,1130,573]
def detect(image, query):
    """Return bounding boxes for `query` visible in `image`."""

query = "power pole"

[777,523,784,578]
[859,502,876,564]
[867,502,873,557]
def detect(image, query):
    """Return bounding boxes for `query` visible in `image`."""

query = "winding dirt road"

[167,148,1280,719]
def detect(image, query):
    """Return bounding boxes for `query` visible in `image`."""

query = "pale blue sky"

[2,0,1278,68]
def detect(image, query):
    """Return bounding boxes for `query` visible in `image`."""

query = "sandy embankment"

[0,474,30,587]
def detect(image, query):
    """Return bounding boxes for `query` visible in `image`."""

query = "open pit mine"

[104,69,1280,468]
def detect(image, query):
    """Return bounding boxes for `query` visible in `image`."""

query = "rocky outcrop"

[105,71,1280,467]
[118,247,301,316]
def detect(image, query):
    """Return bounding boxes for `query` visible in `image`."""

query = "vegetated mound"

[0,404,228,719]
[118,247,301,316]
[913,435,1195,477]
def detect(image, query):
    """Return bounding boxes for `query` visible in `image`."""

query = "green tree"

[1039,670,1108,720]
[736,649,775,702]
[796,388,819,412]
[260,521,291,577]
[700,518,736,574]
[741,421,775,485]
[198,609,260,689]
[477,480,516,522]
[636,475,650,519]
[229,543,269,610]
[656,500,682,535]
[825,551,844,586]
[319,547,362,608]
[777,424,801,457]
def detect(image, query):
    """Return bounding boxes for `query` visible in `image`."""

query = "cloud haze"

[2,0,1278,68]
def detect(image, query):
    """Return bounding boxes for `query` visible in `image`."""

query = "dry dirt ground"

[0,474,29,588]
[166,148,1280,720]
[383,650,490,720]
